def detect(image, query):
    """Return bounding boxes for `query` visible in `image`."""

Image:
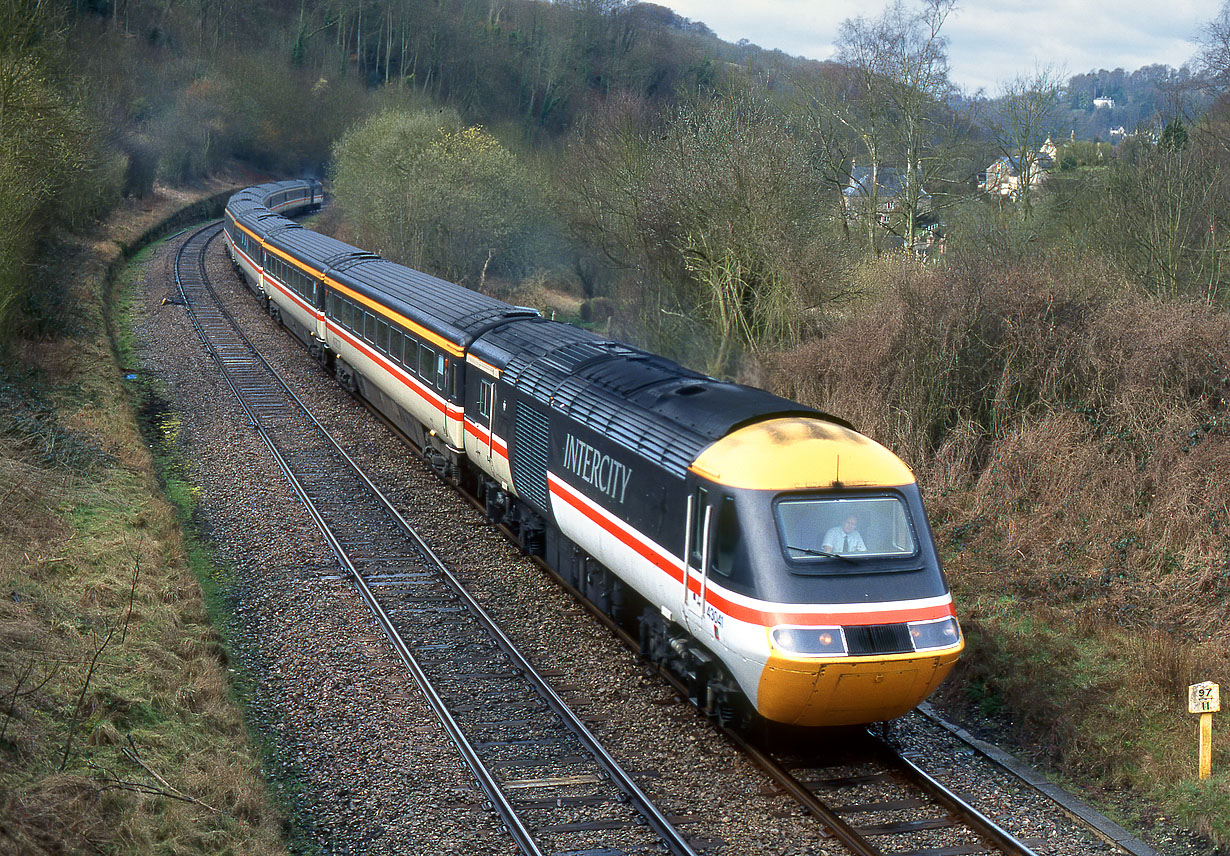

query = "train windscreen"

[775,495,916,562]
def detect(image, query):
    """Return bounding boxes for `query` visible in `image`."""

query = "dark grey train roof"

[226,185,537,347]
[326,256,536,347]
[474,317,834,475]
[230,180,315,209]
[230,204,303,240]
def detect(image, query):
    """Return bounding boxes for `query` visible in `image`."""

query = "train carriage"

[222,179,964,730]
[319,256,537,458]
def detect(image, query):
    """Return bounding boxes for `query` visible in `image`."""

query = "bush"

[767,253,1230,634]
[331,108,557,285]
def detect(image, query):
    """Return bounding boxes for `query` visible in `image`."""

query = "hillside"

[2,0,1230,852]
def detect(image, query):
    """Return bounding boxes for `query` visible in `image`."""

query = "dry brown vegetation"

[0,190,287,855]
[766,252,1230,840]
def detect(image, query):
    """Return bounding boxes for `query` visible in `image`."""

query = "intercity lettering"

[562,434,632,504]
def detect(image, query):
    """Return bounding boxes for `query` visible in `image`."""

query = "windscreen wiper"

[785,544,857,564]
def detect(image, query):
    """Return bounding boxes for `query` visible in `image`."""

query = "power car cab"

[685,417,963,726]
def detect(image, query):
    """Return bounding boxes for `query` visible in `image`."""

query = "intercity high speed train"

[222,179,963,728]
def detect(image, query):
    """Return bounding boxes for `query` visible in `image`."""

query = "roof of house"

[989,152,1055,175]
[844,166,928,199]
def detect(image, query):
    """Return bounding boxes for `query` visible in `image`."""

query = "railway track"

[513,531,1049,856]
[173,222,701,856]
[172,220,1147,856]
[744,729,1041,856]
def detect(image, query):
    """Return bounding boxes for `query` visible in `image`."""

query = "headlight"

[908,617,961,651]
[771,626,847,657]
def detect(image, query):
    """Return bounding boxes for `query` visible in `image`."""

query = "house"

[841,165,932,226]
[1093,96,1115,109]
[979,137,1056,198]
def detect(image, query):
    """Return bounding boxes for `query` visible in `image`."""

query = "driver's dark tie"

[842,535,849,552]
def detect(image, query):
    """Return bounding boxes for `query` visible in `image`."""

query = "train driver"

[822,515,866,555]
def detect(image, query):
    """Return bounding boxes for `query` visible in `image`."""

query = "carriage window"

[435,354,447,392]
[376,320,389,354]
[418,343,434,380]
[363,311,375,343]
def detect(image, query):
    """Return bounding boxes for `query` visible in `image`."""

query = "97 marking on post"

[1188,682,1220,781]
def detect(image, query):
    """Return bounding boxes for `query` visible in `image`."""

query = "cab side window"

[712,496,739,577]
[689,487,708,565]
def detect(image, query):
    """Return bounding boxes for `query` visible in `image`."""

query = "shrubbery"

[769,254,1230,633]
[768,253,1230,835]
[0,14,123,344]
[330,108,558,286]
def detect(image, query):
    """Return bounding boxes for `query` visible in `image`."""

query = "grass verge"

[0,193,289,855]
[938,589,1230,847]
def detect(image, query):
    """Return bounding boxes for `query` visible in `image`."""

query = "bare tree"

[1199,1,1230,92]
[985,66,1065,222]
[563,88,845,373]
[801,0,957,254]
[1099,135,1230,303]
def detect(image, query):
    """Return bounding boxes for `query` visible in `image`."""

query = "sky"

[655,1,1215,94]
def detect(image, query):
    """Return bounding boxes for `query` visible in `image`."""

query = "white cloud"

[656,0,1210,92]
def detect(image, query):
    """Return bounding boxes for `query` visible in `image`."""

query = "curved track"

[174,219,1146,856]
[174,222,700,856]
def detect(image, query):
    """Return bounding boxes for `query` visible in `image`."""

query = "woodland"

[4,0,1230,850]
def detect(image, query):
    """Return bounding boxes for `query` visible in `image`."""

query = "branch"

[121,736,221,813]
[59,625,115,773]
[121,554,140,645]
[89,759,208,805]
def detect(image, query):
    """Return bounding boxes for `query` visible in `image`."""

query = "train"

[222,179,963,729]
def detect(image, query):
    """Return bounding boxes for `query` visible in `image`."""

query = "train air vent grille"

[512,405,550,512]
[845,624,913,656]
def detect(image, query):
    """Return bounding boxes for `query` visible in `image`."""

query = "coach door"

[682,485,712,630]
[479,377,496,462]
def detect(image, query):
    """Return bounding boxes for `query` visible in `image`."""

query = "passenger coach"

[223,180,963,729]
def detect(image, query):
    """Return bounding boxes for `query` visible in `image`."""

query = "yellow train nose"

[756,645,963,727]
